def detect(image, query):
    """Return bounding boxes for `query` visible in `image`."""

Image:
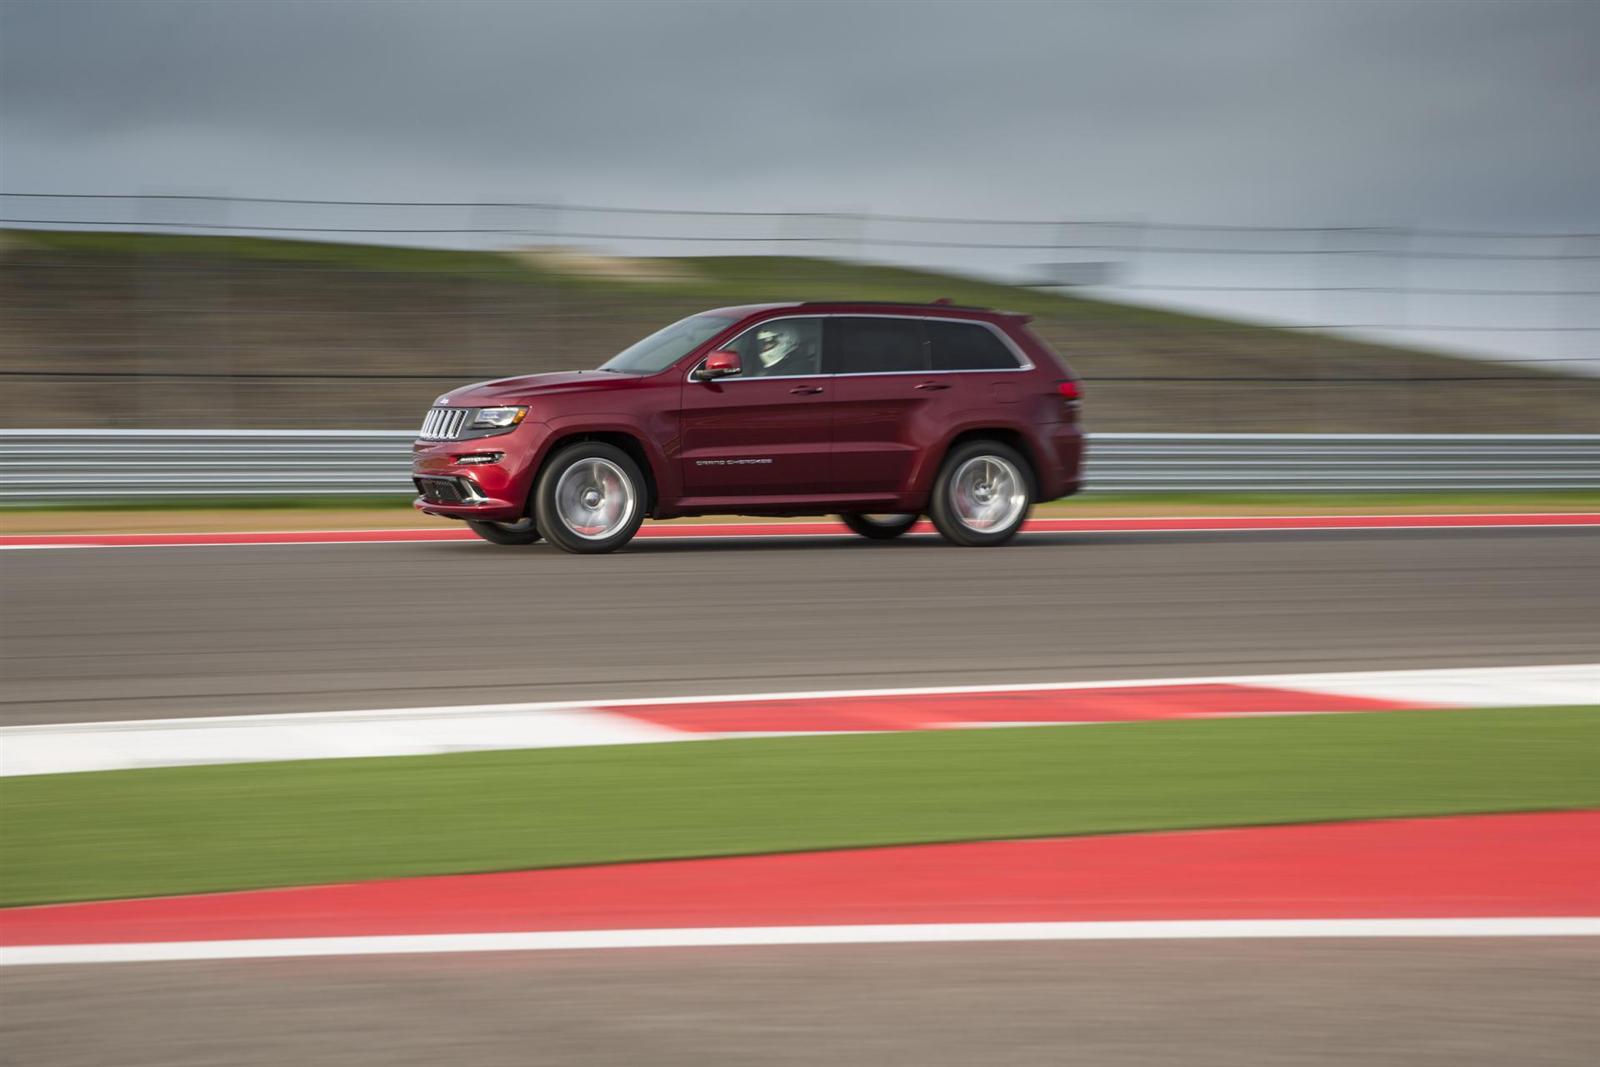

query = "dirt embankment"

[5,232,1599,432]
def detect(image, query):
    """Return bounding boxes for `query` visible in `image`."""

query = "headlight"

[470,406,528,430]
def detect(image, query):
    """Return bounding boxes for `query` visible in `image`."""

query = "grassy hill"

[4,228,1598,431]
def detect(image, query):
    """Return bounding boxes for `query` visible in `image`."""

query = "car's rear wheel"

[534,442,647,554]
[928,440,1034,547]
[465,518,542,545]
[839,513,919,540]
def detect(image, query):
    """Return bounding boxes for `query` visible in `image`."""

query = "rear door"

[679,316,834,497]
[826,316,946,493]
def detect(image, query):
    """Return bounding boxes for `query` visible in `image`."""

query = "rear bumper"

[1034,423,1085,500]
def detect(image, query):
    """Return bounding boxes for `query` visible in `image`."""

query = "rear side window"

[825,317,928,374]
[925,320,1022,371]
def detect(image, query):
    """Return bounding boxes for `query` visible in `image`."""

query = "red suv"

[413,301,1083,553]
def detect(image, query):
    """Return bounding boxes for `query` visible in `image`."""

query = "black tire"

[927,440,1035,547]
[465,518,543,545]
[839,513,919,540]
[534,442,648,554]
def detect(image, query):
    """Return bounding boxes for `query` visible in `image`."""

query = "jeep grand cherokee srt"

[413,301,1083,553]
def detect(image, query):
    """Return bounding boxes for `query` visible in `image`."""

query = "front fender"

[536,411,682,510]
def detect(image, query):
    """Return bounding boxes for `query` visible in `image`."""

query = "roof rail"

[794,299,995,312]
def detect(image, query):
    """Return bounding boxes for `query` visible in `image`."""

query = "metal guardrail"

[1087,433,1600,491]
[3,430,1600,501]
[0,430,415,500]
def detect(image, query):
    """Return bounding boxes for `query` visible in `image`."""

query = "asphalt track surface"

[3,526,1598,726]
[7,527,1599,1065]
[6,941,1597,1066]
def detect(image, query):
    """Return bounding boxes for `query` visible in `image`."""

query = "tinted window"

[826,317,928,374]
[725,317,823,377]
[925,320,1022,371]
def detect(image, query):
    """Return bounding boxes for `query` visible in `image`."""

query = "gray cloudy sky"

[3,0,1598,369]
[3,0,1598,228]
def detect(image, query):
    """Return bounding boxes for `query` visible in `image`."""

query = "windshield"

[598,313,734,375]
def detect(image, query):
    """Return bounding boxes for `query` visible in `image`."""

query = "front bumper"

[414,474,517,509]
[411,427,542,521]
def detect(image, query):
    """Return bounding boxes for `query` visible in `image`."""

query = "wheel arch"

[535,429,661,514]
[931,427,1043,496]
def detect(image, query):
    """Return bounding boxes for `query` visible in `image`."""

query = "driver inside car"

[748,322,818,376]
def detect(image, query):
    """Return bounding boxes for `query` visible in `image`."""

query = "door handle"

[789,385,825,395]
[914,381,952,391]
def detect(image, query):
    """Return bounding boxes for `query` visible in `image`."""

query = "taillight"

[1056,380,1082,420]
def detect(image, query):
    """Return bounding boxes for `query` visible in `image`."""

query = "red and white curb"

[3,663,1595,778]
[2,512,1598,550]
[11,919,1600,966]
[4,812,1597,965]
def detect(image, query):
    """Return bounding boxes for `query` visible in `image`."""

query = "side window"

[925,320,1022,371]
[825,317,929,374]
[727,318,823,378]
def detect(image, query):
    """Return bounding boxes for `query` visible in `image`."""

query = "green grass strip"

[3,707,1597,906]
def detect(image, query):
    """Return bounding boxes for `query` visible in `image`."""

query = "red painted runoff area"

[604,684,1420,733]
[5,812,1595,946]
[3,512,1597,549]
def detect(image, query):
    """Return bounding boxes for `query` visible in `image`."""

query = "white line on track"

[3,664,1596,778]
[6,918,1598,966]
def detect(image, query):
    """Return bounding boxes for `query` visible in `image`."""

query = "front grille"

[419,407,471,441]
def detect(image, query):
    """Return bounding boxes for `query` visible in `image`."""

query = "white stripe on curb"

[3,664,1596,778]
[6,918,1599,966]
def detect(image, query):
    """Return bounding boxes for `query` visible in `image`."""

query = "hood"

[438,370,640,407]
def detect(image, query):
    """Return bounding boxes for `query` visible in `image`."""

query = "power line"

[1278,324,1600,333]
[2,191,1594,240]
[1108,284,1600,298]
[0,218,833,240]
[7,253,1592,303]
[5,218,1600,260]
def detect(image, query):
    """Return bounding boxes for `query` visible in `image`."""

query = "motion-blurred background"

[3,0,1597,435]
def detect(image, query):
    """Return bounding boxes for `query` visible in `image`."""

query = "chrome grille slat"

[419,407,470,441]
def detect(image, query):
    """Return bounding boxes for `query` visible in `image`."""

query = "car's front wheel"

[928,441,1034,547]
[465,518,542,545]
[534,442,647,554]
[839,513,919,540]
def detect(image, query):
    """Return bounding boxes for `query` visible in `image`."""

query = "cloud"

[2,0,1597,227]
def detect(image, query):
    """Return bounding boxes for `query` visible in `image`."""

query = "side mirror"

[694,350,741,381]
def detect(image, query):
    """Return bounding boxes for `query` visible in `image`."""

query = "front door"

[679,316,833,497]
